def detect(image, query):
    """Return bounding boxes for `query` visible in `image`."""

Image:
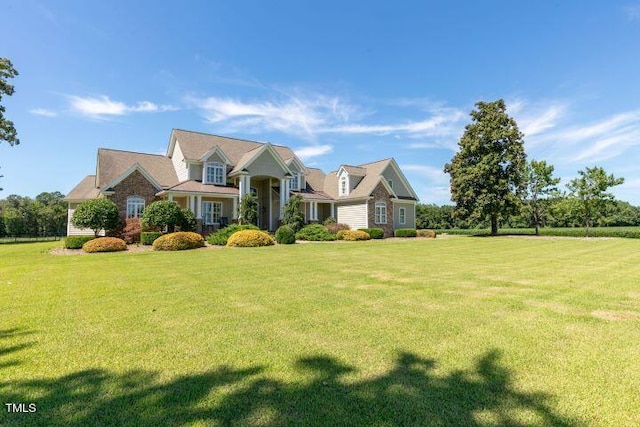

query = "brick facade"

[367,182,394,237]
[107,170,159,220]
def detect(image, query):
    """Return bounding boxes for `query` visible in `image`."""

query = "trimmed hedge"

[82,237,127,253]
[435,227,640,238]
[358,228,384,239]
[65,235,95,249]
[337,229,371,241]
[227,230,275,247]
[295,224,336,241]
[325,223,350,235]
[275,225,296,244]
[141,231,163,245]
[394,228,417,238]
[417,229,437,238]
[207,224,259,246]
[153,232,205,251]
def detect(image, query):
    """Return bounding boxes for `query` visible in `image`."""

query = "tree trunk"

[490,214,498,236]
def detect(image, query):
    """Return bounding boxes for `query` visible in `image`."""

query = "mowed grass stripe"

[0,237,639,426]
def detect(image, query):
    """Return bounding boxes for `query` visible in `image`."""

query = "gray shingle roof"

[65,175,100,201]
[323,159,395,200]
[97,149,179,189]
[160,181,239,196]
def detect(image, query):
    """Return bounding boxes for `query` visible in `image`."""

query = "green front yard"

[1,237,639,426]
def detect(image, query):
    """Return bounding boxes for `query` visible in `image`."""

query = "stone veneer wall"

[107,170,159,220]
[367,182,394,237]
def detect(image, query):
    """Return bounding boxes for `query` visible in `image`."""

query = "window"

[388,180,393,189]
[399,207,406,225]
[203,201,222,225]
[375,202,387,224]
[289,174,299,191]
[126,197,145,218]
[340,176,347,196]
[205,162,225,185]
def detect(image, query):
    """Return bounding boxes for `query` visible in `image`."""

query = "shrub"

[295,224,336,241]
[71,198,120,237]
[417,229,437,238]
[323,216,337,225]
[82,237,127,253]
[206,224,259,246]
[141,231,163,245]
[394,228,417,237]
[65,235,95,249]
[336,229,371,241]
[275,225,296,244]
[227,230,275,247]
[179,208,196,232]
[122,218,142,244]
[153,232,205,251]
[237,193,258,226]
[281,194,304,232]
[325,223,350,235]
[358,227,385,239]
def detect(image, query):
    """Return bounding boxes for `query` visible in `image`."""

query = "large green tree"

[444,99,527,235]
[141,200,184,233]
[71,198,119,237]
[0,58,19,146]
[566,166,624,237]
[525,160,560,235]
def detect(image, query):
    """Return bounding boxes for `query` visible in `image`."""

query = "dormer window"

[340,175,347,196]
[289,173,299,191]
[205,162,225,185]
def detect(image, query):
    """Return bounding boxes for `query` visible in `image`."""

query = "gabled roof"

[64,175,100,201]
[228,143,292,176]
[199,146,232,164]
[291,189,334,201]
[103,163,163,192]
[305,167,326,192]
[96,148,178,189]
[324,158,418,201]
[168,129,297,166]
[159,181,239,196]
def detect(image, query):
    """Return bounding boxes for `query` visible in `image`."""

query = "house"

[65,129,419,237]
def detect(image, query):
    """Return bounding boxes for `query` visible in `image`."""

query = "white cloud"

[518,104,566,138]
[29,108,57,117]
[189,92,464,142]
[402,164,449,183]
[68,95,177,119]
[294,145,334,160]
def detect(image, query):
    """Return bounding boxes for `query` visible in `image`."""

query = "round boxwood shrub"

[82,237,127,253]
[275,225,296,244]
[336,229,371,241]
[206,224,259,246]
[226,230,275,247]
[358,228,384,239]
[417,229,437,238]
[65,235,95,249]
[295,224,336,241]
[153,232,205,251]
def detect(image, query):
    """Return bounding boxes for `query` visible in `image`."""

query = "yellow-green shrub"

[336,229,371,241]
[153,231,205,251]
[226,230,275,247]
[417,229,437,238]
[82,237,127,253]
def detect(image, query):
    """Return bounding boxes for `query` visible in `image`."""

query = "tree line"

[442,99,626,236]
[0,192,68,237]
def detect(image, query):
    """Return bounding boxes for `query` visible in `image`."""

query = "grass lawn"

[1,237,639,426]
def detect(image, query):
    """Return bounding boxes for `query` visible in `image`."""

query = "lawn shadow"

[0,333,579,426]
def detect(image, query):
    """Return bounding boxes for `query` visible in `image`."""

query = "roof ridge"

[357,157,393,167]
[173,128,293,150]
[98,147,167,158]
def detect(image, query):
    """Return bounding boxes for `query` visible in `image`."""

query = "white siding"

[66,203,103,236]
[171,141,189,182]
[337,203,367,230]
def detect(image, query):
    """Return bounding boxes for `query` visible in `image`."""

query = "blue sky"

[3,0,640,205]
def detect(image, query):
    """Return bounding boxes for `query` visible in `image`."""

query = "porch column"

[168,193,174,202]
[196,195,202,219]
[311,201,318,221]
[269,178,273,230]
[279,178,286,219]
[189,195,195,213]
[232,196,238,219]
[330,202,335,219]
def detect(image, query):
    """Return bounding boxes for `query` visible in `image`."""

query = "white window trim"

[289,173,299,191]
[203,201,223,225]
[375,201,387,224]
[388,180,393,189]
[204,162,226,185]
[340,175,348,196]
[126,196,145,219]
[399,207,406,225]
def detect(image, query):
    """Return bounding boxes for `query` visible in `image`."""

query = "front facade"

[66,129,418,237]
